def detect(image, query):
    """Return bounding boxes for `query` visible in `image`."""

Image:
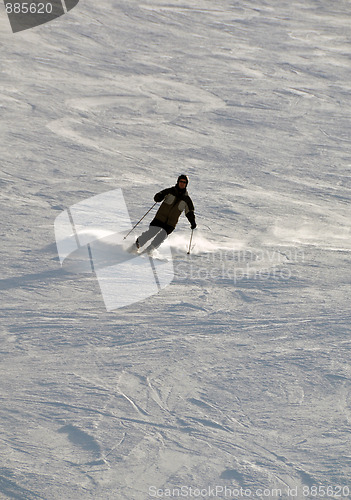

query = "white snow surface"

[1,0,351,499]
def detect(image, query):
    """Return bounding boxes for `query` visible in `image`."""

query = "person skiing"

[133,174,196,253]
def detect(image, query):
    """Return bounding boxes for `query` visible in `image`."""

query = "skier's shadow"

[58,233,138,274]
[0,235,144,291]
[0,267,73,291]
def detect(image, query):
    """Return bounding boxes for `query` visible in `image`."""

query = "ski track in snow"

[1,0,351,498]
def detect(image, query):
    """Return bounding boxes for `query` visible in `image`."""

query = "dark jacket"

[153,186,195,229]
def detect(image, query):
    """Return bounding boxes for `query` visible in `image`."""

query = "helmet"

[177,174,189,186]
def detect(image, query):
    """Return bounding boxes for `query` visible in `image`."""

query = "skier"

[133,174,196,253]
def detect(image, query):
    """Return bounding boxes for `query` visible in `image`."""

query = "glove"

[190,222,197,230]
[154,193,164,202]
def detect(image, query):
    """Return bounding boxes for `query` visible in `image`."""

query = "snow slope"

[0,0,350,498]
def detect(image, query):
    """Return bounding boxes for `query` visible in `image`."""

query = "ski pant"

[137,218,175,249]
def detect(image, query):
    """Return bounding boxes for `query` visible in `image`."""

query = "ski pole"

[187,229,194,254]
[123,202,157,239]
